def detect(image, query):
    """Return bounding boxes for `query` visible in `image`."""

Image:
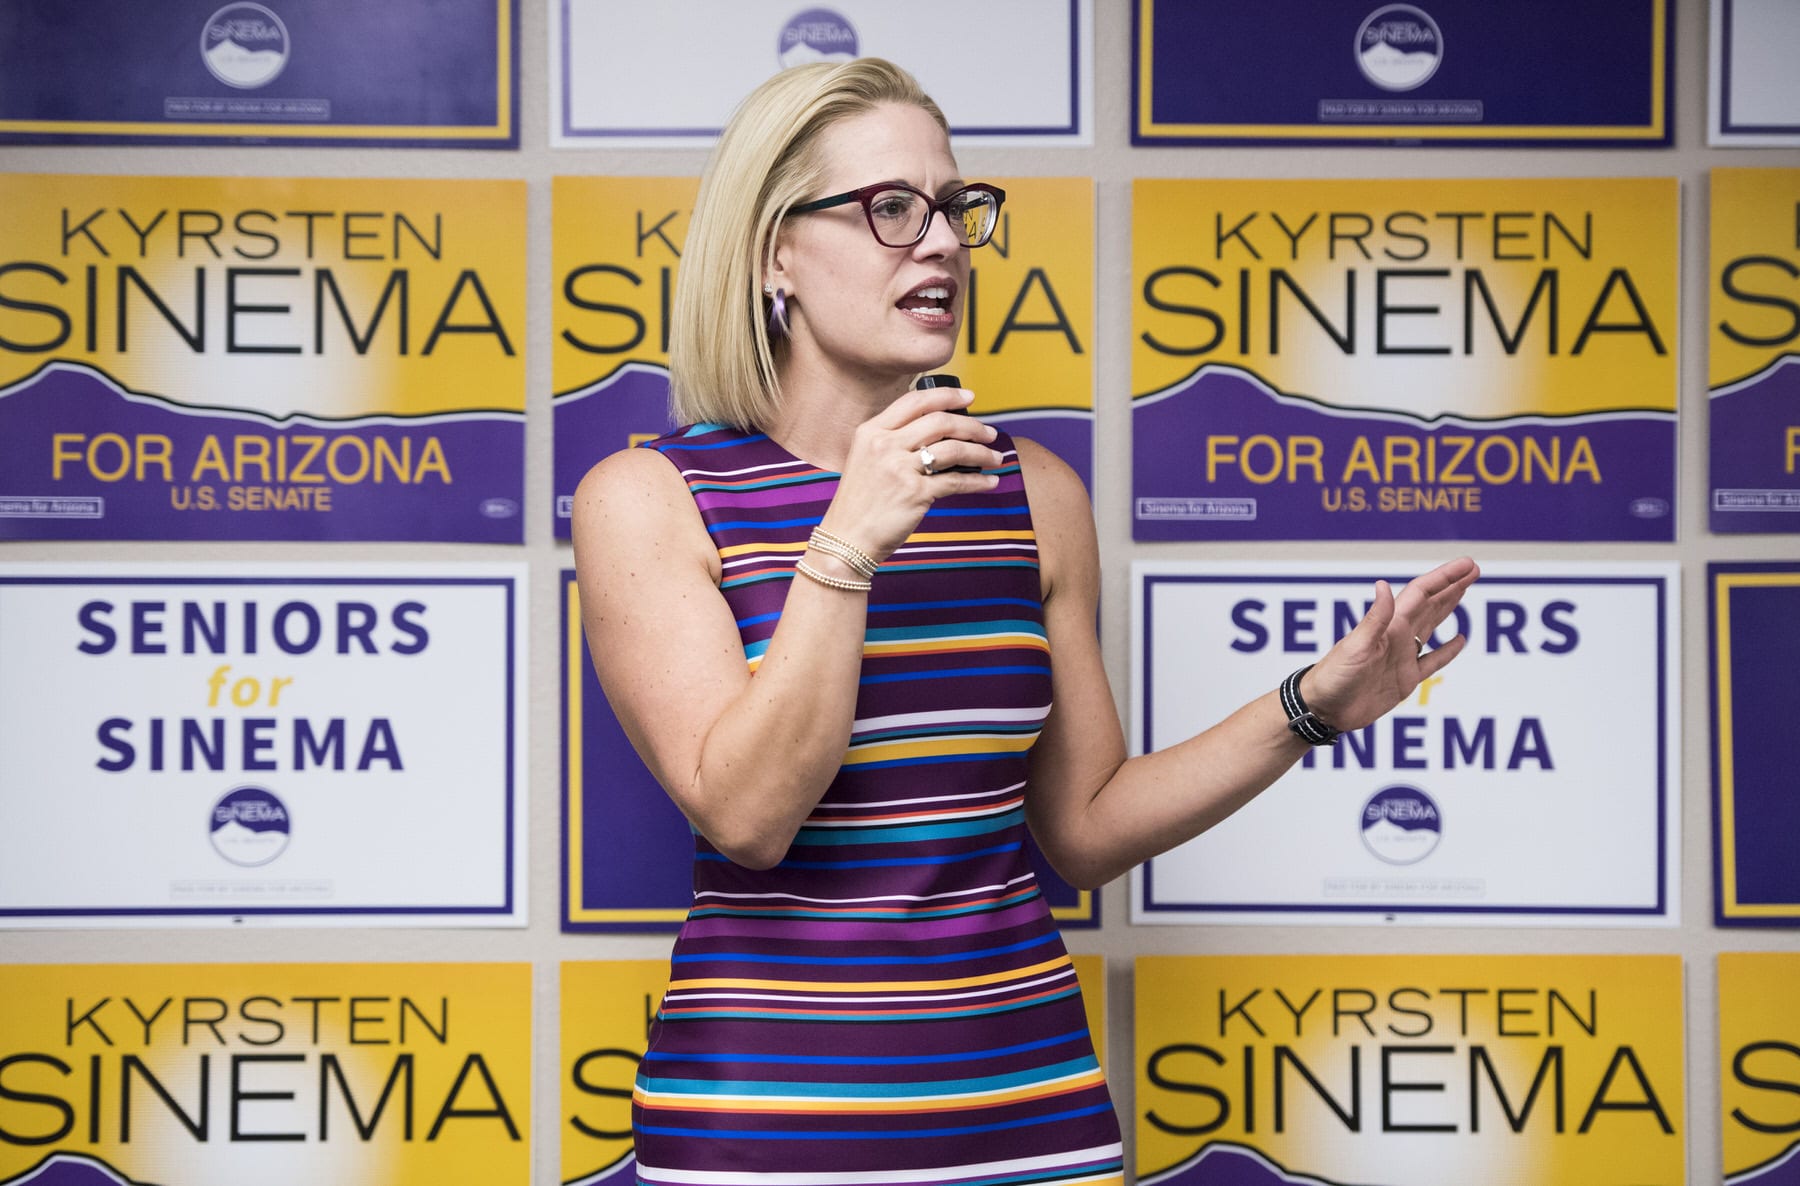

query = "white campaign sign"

[1711,0,1800,145]
[1130,562,1679,926]
[0,564,526,926]
[552,0,1092,146]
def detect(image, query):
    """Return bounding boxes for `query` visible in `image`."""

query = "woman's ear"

[763,241,792,295]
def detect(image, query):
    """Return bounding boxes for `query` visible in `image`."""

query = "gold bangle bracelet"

[809,526,879,577]
[794,558,872,593]
[809,538,876,579]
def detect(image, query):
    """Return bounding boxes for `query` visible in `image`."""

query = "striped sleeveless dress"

[631,424,1123,1185]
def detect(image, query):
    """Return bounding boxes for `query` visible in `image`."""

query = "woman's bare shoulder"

[1010,436,1097,603]
[571,443,716,580]
[575,443,684,510]
[572,443,701,537]
[1011,436,1090,525]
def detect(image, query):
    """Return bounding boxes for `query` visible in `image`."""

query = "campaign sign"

[1136,954,1685,1186]
[1134,0,1671,147]
[561,572,696,932]
[562,572,1097,930]
[1711,0,1800,146]
[552,176,1095,538]
[561,960,671,1186]
[1132,563,1679,926]
[0,0,516,147]
[552,177,691,540]
[0,962,530,1186]
[1720,953,1800,1184]
[0,175,526,543]
[560,956,1110,1186]
[1710,169,1800,532]
[1710,564,1800,926]
[944,176,1095,490]
[552,0,1091,147]
[0,565,526,925]
[1132,178,1679,541]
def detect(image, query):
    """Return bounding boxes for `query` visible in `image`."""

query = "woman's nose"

[913,205,964,258]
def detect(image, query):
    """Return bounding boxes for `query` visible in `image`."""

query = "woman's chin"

[903,330,960,371]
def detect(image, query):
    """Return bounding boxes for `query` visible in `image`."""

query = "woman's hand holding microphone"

[809,378,1004,578]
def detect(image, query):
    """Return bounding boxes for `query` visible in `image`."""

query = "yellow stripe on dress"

[842,733,1039,767]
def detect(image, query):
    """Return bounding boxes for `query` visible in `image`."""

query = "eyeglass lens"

[869,188,998,247]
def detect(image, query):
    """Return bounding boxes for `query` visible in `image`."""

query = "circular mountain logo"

[1360,784,1442,865]
[777,8,858,69]
[209,786,291,866]
[1356,4,1443,91]
[201,3,290,89]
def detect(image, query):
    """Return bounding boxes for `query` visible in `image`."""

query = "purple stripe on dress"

[694,483,835,511]
[677,898,1052,944]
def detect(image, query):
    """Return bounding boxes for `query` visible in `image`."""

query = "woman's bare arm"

[573,446,878,869]
[1015,439,1479,889]
[571,390,1004,868]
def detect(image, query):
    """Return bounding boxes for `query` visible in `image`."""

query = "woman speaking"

[572,57,1478,1185]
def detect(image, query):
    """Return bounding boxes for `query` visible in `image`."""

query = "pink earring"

[765,284,790,339]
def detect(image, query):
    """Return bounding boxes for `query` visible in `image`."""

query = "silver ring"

[1414,635,1428,659]
[916,446,937,476]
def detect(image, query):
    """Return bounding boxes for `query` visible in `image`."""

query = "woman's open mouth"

[897,280,957,327]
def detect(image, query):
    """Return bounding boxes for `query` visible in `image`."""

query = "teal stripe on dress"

[850,722,1043,743]
[791,810,1022,847]
[720,570,802,591]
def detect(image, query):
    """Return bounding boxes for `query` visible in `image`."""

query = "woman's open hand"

[1298,557,1482,734]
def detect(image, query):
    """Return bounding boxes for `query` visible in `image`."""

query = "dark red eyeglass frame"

[788,182,1007,248]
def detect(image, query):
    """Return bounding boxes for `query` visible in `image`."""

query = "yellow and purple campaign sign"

[1136,954,1685,1186]
[1710,169,1800,532]
[1132,563,1679,926]
[561,960,671,1186]
[560,571,694,932]
[1720,953,1800,1184]
[1134,0,1670,147]
[560,572,1097,930]
[560,955,1108,1184]
[0,175,525,542]
[0,1,516,147]
[552,176,691,539]
[1710,563,1800,926]
[948,177,1095,491]
[0,962,531,1186]
[552,176,1094,538]
[0,564,527,925]
[1132,177,1678,541]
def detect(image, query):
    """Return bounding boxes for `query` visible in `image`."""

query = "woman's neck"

[765,349,912,472]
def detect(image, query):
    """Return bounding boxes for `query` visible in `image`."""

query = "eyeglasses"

[788,182,1007,249]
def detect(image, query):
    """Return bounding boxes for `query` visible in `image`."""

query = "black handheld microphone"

[913,374,981,472]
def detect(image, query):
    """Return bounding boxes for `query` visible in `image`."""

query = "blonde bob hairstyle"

[668,58,949,430]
